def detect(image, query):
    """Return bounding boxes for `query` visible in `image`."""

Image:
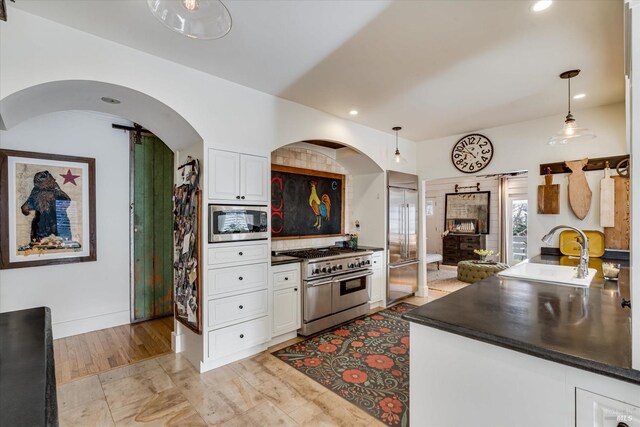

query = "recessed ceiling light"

[531,0,552,12]
[349,110,359,116]
[101,96,121,104]
[573,93,586,100]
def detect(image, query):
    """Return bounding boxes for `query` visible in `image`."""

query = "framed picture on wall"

[271,165,345,239]
[0,149,97,269]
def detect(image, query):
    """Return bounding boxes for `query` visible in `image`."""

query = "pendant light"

[393,126,402,163]
[147,0,232,40]
[548,69,595,145]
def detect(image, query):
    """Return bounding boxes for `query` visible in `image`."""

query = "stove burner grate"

[282,248,342,260]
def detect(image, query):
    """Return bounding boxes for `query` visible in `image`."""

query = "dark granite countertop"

[403,255,639,385]
[271,255,303,266]
[355,245,385,252]
[0,307,59,426]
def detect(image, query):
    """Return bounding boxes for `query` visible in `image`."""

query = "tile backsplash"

[271,146,353,251]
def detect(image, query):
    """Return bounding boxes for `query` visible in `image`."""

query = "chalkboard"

[271,165,344,239]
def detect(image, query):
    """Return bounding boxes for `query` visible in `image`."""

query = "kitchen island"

[403,255,638,426]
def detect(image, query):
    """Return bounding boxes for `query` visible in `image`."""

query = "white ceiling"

[10,0,625,142]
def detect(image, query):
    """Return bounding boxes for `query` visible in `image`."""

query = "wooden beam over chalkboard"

[539,155,629,175]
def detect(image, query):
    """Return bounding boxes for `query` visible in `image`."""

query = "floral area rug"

[272,303,416,427]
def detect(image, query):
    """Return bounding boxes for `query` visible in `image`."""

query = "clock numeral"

[456,159,464,165]
[453,152,462,159]
[481,156,489,162]
[479,141,488,147]
[476,161,482,168]
[469,164,475,171]
[462,162,469,169]
[482,149,490,155]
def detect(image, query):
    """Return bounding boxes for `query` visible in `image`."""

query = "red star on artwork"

[60,169,80,185]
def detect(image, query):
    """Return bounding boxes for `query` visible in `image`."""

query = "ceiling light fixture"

[393,126,402,163]
[349,110,359,116]
[548,69,595,145]
[101,97,121,104]
[531,0,552,12]
[573,93,586,100]
[147,0,232,40]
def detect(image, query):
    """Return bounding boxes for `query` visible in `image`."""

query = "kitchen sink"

[497,260,596,287]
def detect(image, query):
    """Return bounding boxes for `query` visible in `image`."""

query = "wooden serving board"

[604,176,630,250]
[566,159,592,220]
[537,173,559,214]
[600,167,615,227]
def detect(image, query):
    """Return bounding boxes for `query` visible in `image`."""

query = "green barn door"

[132,135,174,322]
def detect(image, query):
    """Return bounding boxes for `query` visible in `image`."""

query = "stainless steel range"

[279,248,373,336]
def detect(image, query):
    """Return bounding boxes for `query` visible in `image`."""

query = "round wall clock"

[451,133,494,174]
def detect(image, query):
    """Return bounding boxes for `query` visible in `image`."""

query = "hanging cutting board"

[537,168,560,214]
[565,159,592,220]
[604,176,630,250]
[600,165,615,227]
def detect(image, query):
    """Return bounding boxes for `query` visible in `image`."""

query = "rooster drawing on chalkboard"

[309,180,331,229]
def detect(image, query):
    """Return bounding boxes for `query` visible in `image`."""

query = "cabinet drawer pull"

[284,277,288,280]
[241,196,245,199]
[239,305,244,309]
[294,288,298,291]
[239,252,243,256]
[240,334,244,339]
[236,195,241,199]
[239,276,243,281]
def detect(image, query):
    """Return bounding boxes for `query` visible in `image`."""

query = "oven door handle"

[335,270,374,281]
[306,280,334,288]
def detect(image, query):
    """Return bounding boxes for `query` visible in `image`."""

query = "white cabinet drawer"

[273,267,300,289]
[576,388,640,427]
[207,263,267,297]
[208,316,270,360]
[208,290,268,329]
[207,243,269,266]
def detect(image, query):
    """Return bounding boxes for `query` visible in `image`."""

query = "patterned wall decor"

[173,157,201,333]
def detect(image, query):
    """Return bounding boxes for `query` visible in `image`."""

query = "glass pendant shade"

[548,114,596,145]
[395,149,401,163]
[147,0,232,40]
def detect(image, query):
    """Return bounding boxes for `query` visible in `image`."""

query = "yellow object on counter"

[558,230,605,258]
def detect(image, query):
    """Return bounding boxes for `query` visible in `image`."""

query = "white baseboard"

[52,309,130,339]
[172,331,185,352]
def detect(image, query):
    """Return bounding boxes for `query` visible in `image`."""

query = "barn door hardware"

[455,183,480,193]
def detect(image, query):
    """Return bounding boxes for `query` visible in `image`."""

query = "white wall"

[425,175,500,255]
[0,111,132,338]
[418,102,627,257]
[0,9,417,174]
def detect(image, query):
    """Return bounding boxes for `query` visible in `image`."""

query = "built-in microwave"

[208,204,269,243]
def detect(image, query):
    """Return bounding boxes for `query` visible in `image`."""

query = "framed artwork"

[0,150,97,269]
[271,165,345,240]
[444,191,490,235]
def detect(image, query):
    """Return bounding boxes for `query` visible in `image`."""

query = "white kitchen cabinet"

[273,286,301,336]
[240,154,269,203]
[576,388,639,427]
[370,251,385,306]
[208,149,268,203]
[271,263,302,339]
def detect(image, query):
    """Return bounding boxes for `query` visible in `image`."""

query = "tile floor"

[57,292,444,426]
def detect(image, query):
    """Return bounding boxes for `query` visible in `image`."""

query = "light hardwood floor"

[56,291,444,426]
[54,316,174,385]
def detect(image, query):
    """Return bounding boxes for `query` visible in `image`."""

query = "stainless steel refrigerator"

[387,171,419,304]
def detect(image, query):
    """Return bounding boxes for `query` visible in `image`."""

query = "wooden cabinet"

[369,251,385,306]
[442,234,486,265]
[208,149,268,203]
[271,263,301,338]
